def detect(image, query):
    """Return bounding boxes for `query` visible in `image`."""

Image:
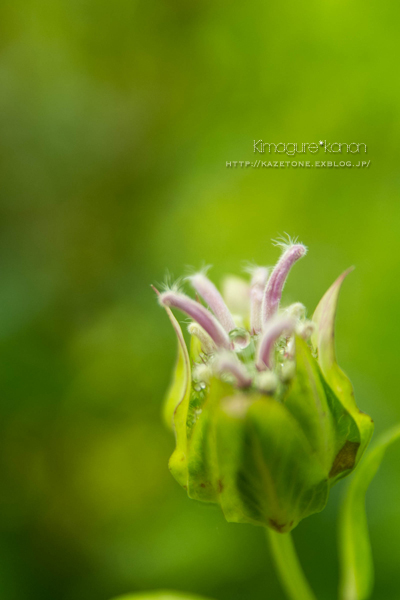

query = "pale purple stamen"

[189,273,236,333]
[262,244,307,324]
[159,291,232,350]
[256,316,295,371]
[214,353,252,388]
[250,267,269,334]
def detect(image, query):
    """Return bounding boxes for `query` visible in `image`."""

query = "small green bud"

[155,240,374,532]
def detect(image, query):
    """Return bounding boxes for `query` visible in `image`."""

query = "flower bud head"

[296,320,315,340]
[256,371,279,394]
[192,363,212,386]
[285,302,307,320]
[156,241,373,532]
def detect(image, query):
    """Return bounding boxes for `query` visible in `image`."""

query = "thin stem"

[267,529,317,600]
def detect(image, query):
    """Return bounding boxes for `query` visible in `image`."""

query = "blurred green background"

[1,1,400,599]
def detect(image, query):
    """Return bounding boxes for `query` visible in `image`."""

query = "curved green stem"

[267,529,317,600]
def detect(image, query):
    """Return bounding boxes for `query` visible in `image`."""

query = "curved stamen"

[250,267,269,334]
[262,244,307,324]
[189,273,236,333]
[214,352,252,388]
[256,316,295,371]
[159,291,231,350]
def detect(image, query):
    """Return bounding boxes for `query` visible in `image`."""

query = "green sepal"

[283,336,338,474]
[216,394,329,532]
[163,308,192,488]
[283,337,361,483]
[163,308,191,430]
[186,378,233,502]
[312,270,374,466]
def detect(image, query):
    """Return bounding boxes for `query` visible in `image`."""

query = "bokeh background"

[1,1,400,599]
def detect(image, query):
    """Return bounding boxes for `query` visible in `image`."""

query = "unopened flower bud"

[296,320,315,340]
[156,241,373,532]
[285,302,307,320]
[256,371,279,394]
[192,363,212,385]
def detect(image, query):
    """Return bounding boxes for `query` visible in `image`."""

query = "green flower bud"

[155,239,374,533]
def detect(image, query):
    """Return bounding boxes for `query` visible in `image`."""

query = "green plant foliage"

[110,592,214,600]
[338,425,400,600]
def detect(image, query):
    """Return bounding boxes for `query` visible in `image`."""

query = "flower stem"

[267,529,317,600]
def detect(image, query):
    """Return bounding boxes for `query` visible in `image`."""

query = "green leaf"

[109,591,214,600]
[163,308,192,488]
[338,425,400,600]
[312,269,374,465]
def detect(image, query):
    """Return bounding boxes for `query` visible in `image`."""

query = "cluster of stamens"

[156,238,315,396]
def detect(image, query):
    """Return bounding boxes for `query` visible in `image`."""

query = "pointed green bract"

[339,425,400,600]
[312,268,356,408]
[283,337,361,484]
[163,308,192,488]
[163,307,191,430]
[283,337,338,473]
[312,269,374,466]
